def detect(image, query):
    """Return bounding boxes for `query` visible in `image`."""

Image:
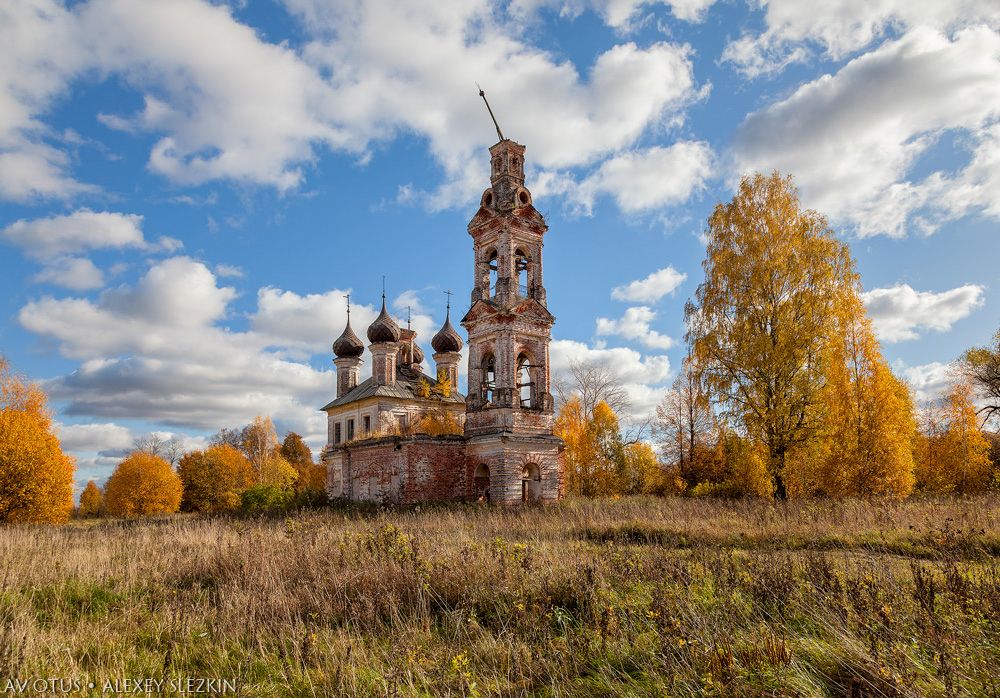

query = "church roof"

[320,364,465,411]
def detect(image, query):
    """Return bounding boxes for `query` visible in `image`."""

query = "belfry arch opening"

[481,353,496,405]
[487,249,499,297]
[514,248,530,297]
[516,353,534,408]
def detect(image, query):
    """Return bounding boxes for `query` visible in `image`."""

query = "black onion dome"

[367,299,401,343]
[332,319,364,358]
[431,312,463,353]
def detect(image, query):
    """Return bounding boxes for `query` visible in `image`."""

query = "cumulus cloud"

[722,0,1000,77]
[287,0,705,208]
[80,0,343,190]
[1,0,709,213]
[611,266,686,303]
[2,210,146,259]
[733,27,1000,238]
[55,421,133,454]
[32,257,105,291]
[898,361,959,403]
[569,142,713,214]
[862,283,985,342]
[550,338,671,419]
[510,0,717,28]
[2,209,183,291]
[0,0,93,200]
[20,257,335,444]
[595,306,675,349]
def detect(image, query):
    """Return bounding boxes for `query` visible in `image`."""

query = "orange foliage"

[104,451,182,518]
[78,480,103,517]
[0,357,74,523]
[178,444,255,512]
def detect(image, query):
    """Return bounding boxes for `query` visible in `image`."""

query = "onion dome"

[431,308,463,353]
[411,343,425,365]
[367,298,401,344]
[332,317,364,358]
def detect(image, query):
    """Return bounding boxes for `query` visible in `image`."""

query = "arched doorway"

[474,463,491,502]
[522,463,541,503]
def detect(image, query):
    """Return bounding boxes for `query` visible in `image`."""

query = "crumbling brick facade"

[321,136,564,505]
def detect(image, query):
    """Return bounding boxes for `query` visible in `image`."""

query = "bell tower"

[460,92,564,503]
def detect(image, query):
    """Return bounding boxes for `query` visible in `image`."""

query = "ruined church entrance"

[474,463,490,502]
[521,463,541,503]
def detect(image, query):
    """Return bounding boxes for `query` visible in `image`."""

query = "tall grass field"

[2,496,999,696]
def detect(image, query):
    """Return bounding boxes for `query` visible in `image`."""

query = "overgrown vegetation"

[1,496,998,696]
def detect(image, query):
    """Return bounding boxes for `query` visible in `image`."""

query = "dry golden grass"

[1,496,999,696]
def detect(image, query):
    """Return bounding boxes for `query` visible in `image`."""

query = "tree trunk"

[771,450,787,500]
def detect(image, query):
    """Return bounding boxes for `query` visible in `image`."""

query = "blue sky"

[2,0,999,490]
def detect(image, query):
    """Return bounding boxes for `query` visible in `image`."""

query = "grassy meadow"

[1,496,999,696]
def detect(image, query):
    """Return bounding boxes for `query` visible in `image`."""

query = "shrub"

[104,452,182,518]
[240,484,294,513]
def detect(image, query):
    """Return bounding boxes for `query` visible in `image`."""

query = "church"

[320,133,565,505]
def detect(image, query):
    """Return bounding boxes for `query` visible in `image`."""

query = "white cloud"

[20,258,334,434]
[596,306,675,349]
[0,0,93,200]
[550,338,671,419]
[2,210,146,259]
[1,0,707,213]
[722,0,1000,78]
[289,0,704,208]
[862,283,985,342]
[33,257,104,291]
[214,263,244,279]
[510,0,717,27]
[898,360,958,403]
[732,27,1000,238]
[569,141,713,213]
[80,0,343,190]
[55,421,133,454]
[611,265,686,303]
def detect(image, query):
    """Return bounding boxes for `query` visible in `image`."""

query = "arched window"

[514,249,529,297]
[522,463,541,503]
[481,353,496,404]
[487,249,499,298]
[474,463,491,501]
[516,353,533,408]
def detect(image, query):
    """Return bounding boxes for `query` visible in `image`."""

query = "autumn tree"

[0,357,75,523]
[78,480,103,517]
[555,397,662,496]
[654,357,716,490]
[914,382,994,494]
[804,295,916,498]
[961,329,1000,427]
[103,451,182,518]
[280,432,325,495]
[178,444,255,512]
[241,416,279,470]
[686,172,857,499]
[938,382,993,494]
